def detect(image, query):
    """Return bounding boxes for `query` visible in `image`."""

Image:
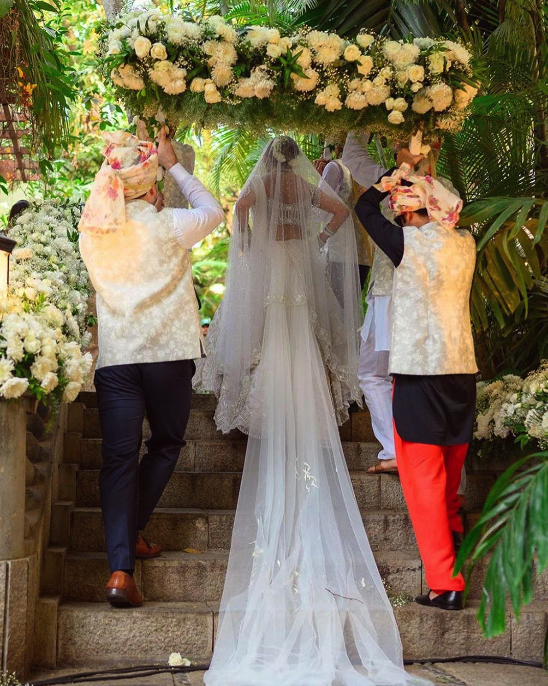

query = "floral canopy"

[102,10,480,143]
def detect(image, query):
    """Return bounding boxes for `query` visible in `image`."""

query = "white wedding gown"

[194,138,429,686]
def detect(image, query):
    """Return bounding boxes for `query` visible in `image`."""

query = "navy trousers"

[94,360,194,573]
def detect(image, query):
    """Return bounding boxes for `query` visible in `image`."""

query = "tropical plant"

[0,0,76,156]
[455,451,548,663]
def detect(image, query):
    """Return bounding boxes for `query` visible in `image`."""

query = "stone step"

[73,466,496,514]
[75,469,410,511]
[76,438,381,472]
[54,599,547,666]
[62,550,424,603]
[81,407,375,443]
[70,507,418,553]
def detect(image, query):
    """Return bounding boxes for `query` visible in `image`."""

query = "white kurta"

[79,163,224,369]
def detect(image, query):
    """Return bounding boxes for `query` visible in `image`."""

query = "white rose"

[396,70,409,86]
[267,29,280,44]
[385,97,395,110]
[379,66,393,79]
[0,377,29,399]
[410,82,423,93]
[428,52,445,75]
[344,44,361,62]
[356,33,374,49]
[150,43,168,60]
[168,653,191,667]
[41,372,59,393]
[62,381,81,403]
[388,110,405,125]
[24,335,41,354]
[407,64,424,83]
[0,359,14,385]
[392,97,408,112]
[24,287,36,301]
[134,36,152,59]
[356,55,373,76]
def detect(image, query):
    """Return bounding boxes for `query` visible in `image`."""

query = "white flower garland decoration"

[103,10,480,140]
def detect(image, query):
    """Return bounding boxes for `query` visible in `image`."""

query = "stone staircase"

[33,393,548,671]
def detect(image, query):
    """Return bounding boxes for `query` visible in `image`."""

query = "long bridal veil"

[194,137,428,686]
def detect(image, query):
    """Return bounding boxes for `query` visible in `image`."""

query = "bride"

[194,136,427,686]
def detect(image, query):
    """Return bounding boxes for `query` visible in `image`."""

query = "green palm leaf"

[455,452,548,660]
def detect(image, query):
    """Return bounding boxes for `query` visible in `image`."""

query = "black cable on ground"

[28,655,546,685]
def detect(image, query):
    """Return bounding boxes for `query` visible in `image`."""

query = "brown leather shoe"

[136,533,162,559]
[106,571,143,608]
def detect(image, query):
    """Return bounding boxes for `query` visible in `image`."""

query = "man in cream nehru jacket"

[79,126,224,607]
[355,157,477,611]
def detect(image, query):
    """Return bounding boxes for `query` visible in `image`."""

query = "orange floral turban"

[375,163,463,230]
[79,132,159,234]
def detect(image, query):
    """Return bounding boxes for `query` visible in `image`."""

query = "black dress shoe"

[415,590,463,611]
[452,531,463,554]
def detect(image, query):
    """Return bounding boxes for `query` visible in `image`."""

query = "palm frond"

[455,452,548,659]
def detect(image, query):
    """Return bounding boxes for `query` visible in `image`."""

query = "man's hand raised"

[157,125,179,171]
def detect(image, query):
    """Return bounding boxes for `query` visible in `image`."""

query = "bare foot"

[366,459,398,475]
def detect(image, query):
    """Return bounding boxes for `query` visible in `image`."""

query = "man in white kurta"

[342,132,397,472]
[79,128,224,607]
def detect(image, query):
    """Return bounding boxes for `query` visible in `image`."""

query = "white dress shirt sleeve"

[322,160,344,195]
[342,131,387,189]
[166,163,225,248]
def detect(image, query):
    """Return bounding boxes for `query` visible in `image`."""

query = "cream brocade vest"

[79,201,202,369]
[389,222,479,376]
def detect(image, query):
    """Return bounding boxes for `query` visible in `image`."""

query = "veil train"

[194,137,430,686]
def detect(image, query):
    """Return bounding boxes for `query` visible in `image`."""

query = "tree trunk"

[101,0,124,21]
[455,0,470,35]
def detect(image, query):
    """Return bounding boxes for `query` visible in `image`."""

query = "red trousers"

[394,424,467,593]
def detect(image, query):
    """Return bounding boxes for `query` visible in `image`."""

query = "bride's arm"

[234,188,256,233]
[312,189,351,243]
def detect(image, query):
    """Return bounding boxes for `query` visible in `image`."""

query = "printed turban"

[79,132,159,234]
[375,163,463,230]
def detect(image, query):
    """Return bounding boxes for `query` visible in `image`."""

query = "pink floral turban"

[375,163,463,230]
[79,132,159,234]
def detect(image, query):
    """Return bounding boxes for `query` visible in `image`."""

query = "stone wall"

[0,400,67,678]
